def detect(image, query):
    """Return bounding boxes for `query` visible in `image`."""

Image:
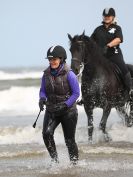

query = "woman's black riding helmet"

[103,8,116,17]
[46,45,67,63]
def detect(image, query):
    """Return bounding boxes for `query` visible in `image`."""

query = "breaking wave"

[0,86,39,116]
[0,70,42,80]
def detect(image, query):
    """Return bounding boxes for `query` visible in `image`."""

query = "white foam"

[0,126,43,144]
[0,124,65,145]
[76,107,133,144]
[81,146,133,154]
[109,123,133,143]
[0,86,39,116]
[41,157,133,173]
[0,149,45,158]
[0,70,42,80]
[78,159,133,171]
[0,86,133,145]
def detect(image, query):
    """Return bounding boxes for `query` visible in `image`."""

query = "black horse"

[68,32,133,142]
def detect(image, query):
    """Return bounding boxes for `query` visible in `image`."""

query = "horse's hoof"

[127,120,133,127]
[104,133,112,142]
[88,136,93,144]
[99,123,105,131]
[127,123,133,127]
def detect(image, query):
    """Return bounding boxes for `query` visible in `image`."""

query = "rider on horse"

[91,7,133,99]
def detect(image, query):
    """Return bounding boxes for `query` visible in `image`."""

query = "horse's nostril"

[71,67,77,75]
[75,68,79,75]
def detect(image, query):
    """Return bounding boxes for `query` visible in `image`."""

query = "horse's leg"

[130,102,133,126]
[84,104,94,142]
[99,104,111,142]
[127,101,133,127]
[116,104,133,127]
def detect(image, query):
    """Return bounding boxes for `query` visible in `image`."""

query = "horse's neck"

[85,48,110,74]
[84,62,100,77]
[83,53,112,82]
[86,40,110,67]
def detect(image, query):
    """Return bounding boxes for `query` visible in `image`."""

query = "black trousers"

[107,50,133,91]
[107,49,128,76]
[42,108,78,162]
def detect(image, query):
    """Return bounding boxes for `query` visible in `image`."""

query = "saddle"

[127,64,133,79]
[112,63,123,83]
[113,63,133,84]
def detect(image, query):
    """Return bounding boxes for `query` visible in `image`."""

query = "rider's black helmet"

[103,8,116,17]
[46,45,67,62]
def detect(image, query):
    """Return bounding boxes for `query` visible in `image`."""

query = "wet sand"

[1,143,133,177]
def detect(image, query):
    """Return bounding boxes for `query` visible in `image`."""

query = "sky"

[0,0,133,68]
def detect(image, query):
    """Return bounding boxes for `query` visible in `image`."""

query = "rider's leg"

[124,72,133,94]
[109,52,133,98]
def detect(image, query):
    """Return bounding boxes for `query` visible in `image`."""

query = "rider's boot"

[124,72,133,99]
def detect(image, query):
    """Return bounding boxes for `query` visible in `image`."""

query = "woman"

[39,45,80,164]
[91,7,133,98]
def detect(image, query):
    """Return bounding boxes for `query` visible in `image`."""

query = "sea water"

[0,67,133,177]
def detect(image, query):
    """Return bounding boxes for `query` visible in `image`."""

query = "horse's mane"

[71,34,112,68]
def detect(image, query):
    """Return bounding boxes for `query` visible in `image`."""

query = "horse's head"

[68,31,86,75]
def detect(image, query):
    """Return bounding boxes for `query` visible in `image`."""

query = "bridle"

[72,58,84,77]
[71,40,87,76]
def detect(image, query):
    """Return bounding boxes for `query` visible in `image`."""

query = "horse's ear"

[81,30,85,37]
[68,33,73,41]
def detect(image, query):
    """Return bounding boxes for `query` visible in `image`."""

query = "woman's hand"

[39,98,46,111]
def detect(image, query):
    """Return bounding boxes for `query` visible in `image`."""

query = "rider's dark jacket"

[91,23,123,58]
[91,23,128,76]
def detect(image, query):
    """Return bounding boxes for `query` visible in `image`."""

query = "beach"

[0,67,133,177]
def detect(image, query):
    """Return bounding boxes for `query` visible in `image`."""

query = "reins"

[71,40,88,76]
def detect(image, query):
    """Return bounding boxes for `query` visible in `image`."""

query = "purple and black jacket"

[39,64,80,107]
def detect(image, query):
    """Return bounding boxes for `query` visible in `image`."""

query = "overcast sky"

[0,0,132,67]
